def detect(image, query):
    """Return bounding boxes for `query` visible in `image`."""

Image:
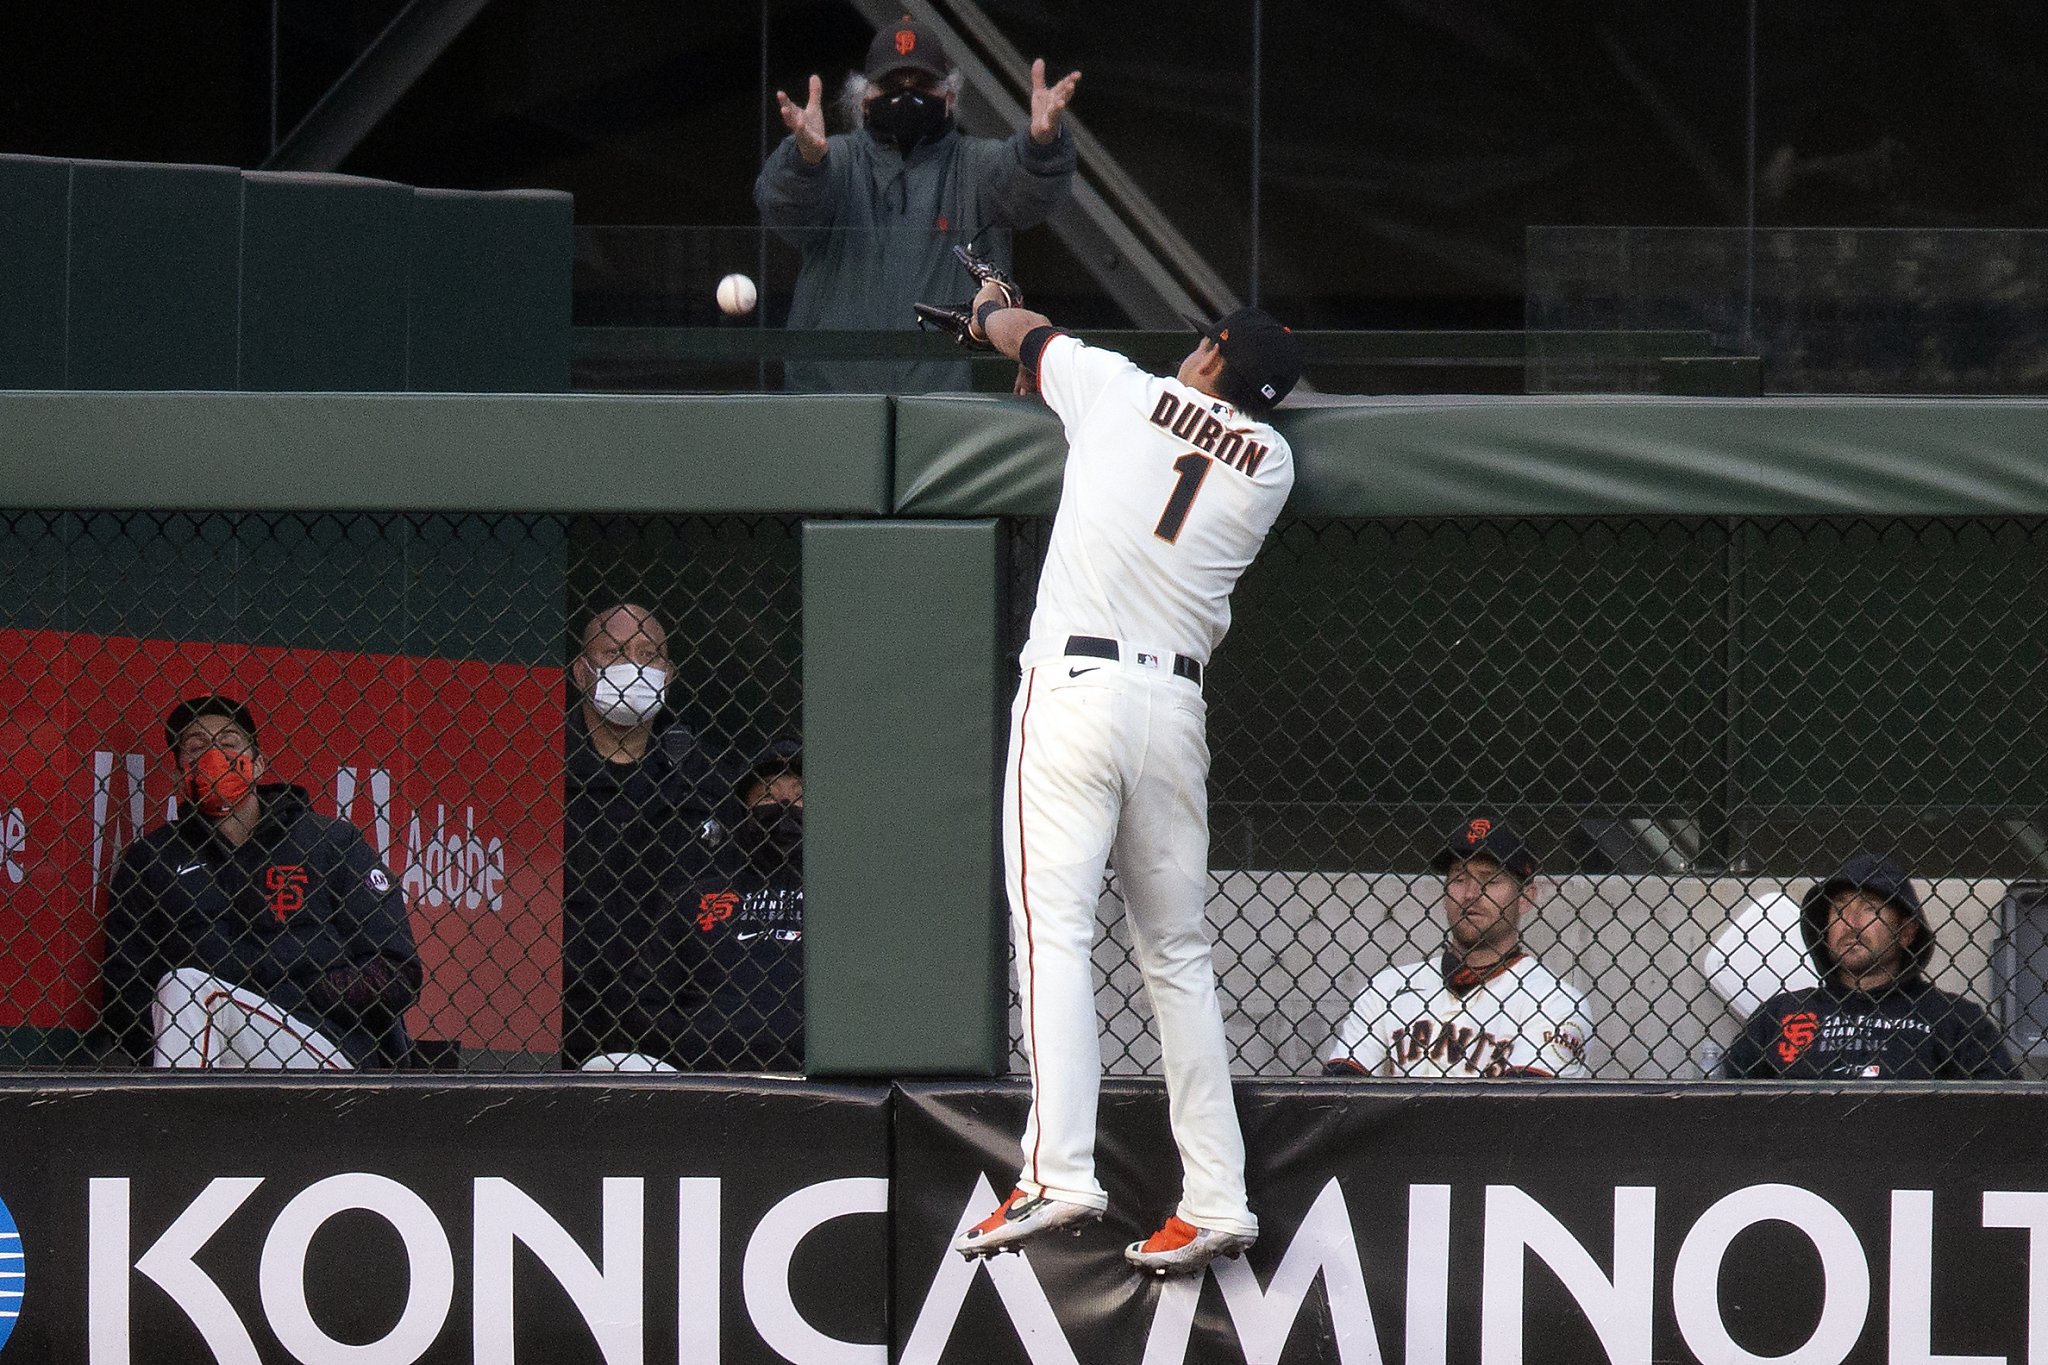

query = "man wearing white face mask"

[562,603,734,1070]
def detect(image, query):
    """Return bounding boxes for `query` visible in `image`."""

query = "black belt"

[1065,635,1203,687]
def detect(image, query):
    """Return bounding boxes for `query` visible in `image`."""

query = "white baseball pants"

[152,968,353,1070]
[1003,654,1256,1237]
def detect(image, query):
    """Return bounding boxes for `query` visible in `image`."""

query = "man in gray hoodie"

[755,15,1079,393]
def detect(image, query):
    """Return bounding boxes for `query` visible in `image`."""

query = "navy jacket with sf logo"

[101,782,421,1066]
[1722,980,2016,1080]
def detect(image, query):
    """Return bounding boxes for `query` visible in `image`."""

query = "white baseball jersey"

[1327,953,1594,1078]
[993,332,1295,1240]
[1024,333,1294,665]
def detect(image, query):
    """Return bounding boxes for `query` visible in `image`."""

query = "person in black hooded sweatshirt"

[1723,853,2017,1080]
[647,740,806,1072]
[561,603,735,1071]
[101,694,420,1069]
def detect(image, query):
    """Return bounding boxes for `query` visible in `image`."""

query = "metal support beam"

[845,0,1240,328]
[261,0,494,172]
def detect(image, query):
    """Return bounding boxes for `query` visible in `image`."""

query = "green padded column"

[0,155,70,388]
[408,187,572,393]
[239,171,410,391]
[803,519,1006,1076]
[67,159,241,389]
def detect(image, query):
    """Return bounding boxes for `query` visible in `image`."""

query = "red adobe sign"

[0,628,565,1055]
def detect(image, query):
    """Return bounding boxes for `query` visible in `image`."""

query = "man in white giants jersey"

[1326,817,1593,1079]
[948,287,1303,1276]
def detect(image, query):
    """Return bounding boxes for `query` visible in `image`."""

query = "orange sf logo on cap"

[1469,818,1492,840]
[1218,329,1230,341]
[896,29,916,55]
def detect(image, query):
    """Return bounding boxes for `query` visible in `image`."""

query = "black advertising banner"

[7,1077,2048,1363]
[0,1077,888,1364]
[892,1080,2048,1365]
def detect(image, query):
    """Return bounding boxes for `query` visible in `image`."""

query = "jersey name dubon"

[1027,338,1293,666]
[1147,392,1274,476]
[1146,391,1274,546]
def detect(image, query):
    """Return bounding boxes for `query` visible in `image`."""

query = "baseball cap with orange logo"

[1188,306,1304,414]
[866,15,952,80]
[1433,814,1536,880]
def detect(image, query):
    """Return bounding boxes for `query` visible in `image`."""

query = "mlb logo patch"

[1136,652,1160,669]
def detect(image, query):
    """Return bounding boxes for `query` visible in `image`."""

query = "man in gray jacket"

[755,15,1080,393]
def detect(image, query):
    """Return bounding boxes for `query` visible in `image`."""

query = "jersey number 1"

[1153,452,1211,544]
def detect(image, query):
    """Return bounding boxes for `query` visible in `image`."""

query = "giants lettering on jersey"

[1389,1017,1587,1077]
[1392,1018,1518,1076]
[1148,392,1270,476]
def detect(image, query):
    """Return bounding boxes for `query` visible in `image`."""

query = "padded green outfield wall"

[893,393,2048,515]
[0,154,572,393]
[11,392,2047,516]
[3,392,2047,1075]
[803,521,1006,1074]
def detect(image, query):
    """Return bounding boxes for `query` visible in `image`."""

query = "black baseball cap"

[866,16,951,80]
[1188,307,1303,412]
[163,694,260,750]
[1433,815,1536,881]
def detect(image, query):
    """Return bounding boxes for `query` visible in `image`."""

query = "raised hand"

[775,74,828,164]
[1028,58,1081,145]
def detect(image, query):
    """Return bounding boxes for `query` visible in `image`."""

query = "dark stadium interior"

[6,1,2047,340]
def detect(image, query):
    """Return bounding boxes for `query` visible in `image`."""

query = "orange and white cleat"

[952,1189,1102,1260]
[1123,1215,1256,1276]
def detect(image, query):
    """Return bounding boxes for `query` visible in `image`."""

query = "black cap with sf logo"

[1188,307,1304,414]
[1433,815,1536,881]
[866,15,952,80]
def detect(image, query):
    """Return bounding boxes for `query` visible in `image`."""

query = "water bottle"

[1695,1038,1725,1079]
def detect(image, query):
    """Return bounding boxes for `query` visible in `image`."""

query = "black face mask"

[866,88,952,156]
[739,801,803,862]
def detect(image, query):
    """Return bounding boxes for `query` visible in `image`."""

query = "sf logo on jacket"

[265,864,308,920]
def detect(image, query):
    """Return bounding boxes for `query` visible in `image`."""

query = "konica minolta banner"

[0,1077,887,1364]
[4,1078,2048,1362]
[891,1080,2048,1365]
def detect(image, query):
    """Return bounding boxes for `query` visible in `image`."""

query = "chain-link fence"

[1004,515,2048,1081]
[6,507,2046,1081]
[0,511,800,1073]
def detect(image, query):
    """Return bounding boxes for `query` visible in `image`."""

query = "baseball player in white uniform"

[1326,817,1593,1078]
[948,286,1304,1276]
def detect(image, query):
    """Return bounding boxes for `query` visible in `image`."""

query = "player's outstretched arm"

[971,279,1050,360]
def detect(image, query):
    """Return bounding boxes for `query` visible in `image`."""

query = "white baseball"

[716,273,758,316]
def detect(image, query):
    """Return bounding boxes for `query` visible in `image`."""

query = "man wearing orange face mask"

[99,695,421,1069]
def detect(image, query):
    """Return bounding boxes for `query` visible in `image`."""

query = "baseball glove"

[952,243,1023,310]
[913,244,1025,348]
